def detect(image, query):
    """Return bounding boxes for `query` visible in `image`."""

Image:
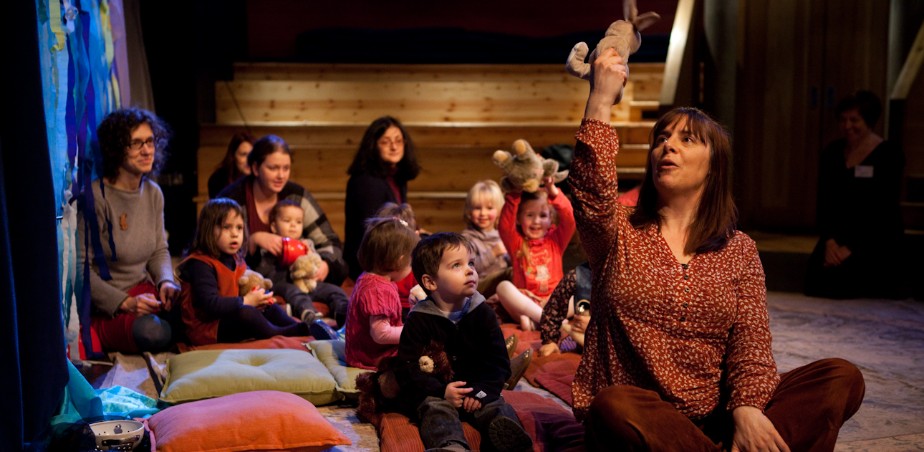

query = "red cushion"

[376,390,583,451]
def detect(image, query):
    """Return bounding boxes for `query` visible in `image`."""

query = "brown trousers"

[585,358,865,451]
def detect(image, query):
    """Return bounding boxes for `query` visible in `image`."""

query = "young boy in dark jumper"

[396,232,532,452]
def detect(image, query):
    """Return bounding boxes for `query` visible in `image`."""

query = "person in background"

[207,131,254,198]
[373,202,423,321]
[805,90,905,299]
[344,116,421,281]
[249,199,350,328]
[461,180,510,298]
[570,48,865,451]
[77,108,179,353]
[176,198,310,345]
[344,217,420,370]
[537,263,591,357]
[218,134,348,285]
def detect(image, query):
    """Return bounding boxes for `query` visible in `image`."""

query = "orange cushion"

[146,390,351,452]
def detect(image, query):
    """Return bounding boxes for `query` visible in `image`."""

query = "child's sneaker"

[308,318,340,341]
[488,415,533,452]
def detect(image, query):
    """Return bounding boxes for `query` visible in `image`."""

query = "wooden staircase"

[197,63,664,237]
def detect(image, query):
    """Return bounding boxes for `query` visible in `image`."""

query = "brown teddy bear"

[493,139,568,193]
[290,252,323,293]
[238,268,272,296]
[355,340,455,425]
[564,0,660,104]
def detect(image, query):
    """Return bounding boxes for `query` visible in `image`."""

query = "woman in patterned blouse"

[569,48,865,451]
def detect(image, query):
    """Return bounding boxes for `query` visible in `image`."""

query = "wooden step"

[215,63,663,126]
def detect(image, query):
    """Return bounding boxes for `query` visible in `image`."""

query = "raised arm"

[569,49,629,266]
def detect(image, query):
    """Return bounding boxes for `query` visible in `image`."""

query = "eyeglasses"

[127,137,156,152]
[377,137,404,148]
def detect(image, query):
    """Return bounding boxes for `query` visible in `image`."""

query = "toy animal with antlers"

[565,0,661,104]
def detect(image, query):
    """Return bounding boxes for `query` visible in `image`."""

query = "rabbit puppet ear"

[624,0,638,21]
[635,11,661,32]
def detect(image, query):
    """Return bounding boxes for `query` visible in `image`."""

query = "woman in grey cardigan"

[77,108,179,353]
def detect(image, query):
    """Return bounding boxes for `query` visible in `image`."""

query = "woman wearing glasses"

[343,116,421,280]
[77,108,179,353]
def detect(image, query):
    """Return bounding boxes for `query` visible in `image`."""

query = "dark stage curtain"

[0,1,68,450]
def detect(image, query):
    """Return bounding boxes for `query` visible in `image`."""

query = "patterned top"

[539,269,577,345]
[569,119,779,421]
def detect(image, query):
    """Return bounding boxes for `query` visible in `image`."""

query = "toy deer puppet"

[565,0,660,104]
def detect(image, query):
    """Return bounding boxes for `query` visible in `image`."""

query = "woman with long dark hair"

[344,116,420,280]
[569,48,865,451]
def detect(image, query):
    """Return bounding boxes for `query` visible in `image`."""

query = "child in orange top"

[344,216,420,370]
[495,177,576,331]
[176,198,309,345]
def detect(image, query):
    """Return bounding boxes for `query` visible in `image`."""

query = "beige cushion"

[160,349,338,406]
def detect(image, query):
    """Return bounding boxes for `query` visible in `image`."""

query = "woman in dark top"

[218,134,348,285]
[344,116,421,280]
[207,131,254,198]
[805,90,905,299]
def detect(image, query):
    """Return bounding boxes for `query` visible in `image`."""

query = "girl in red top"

[495,178,575,331]
[344,216,420,370]
[177,198,310,345]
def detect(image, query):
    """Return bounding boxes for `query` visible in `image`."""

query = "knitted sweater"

[76,178,174,315]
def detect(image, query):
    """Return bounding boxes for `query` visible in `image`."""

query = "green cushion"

[308,340,372,399]
[160,349,338,406]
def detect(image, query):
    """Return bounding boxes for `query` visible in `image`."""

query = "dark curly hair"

[96,108,171,180]
[347,116,420,182]
[836,90,882,128]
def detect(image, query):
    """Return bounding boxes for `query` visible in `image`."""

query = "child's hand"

[462,396,483,413]
[243,287,274,308]
[543,176,560,198]
[492,241,507,257]
[538,342,561,357]
[408,284,426,307]
[444,381,473,408]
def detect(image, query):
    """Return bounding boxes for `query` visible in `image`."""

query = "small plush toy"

[493,139,568,193]
[290,252,323,293]
[356,356,402,425]
[238,268,272,296]
[565,0,660,104]
[418,340,454,384]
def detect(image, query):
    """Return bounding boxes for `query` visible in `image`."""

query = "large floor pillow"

[159,349,339,406]
[307,339,372,400]
[145,390,351,452]
[523,352,581,406]
[376,390,584,451]
[176,335,312,353]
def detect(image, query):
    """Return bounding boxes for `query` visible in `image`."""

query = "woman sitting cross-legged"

[570,48,865,451]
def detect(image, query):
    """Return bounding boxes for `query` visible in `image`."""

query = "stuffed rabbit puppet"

[565,0,660,104]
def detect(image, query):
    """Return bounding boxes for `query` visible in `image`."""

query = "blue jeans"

[416,396,520,450]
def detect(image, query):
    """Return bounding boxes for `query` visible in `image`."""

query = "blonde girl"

[495,178,576,331]
[461,180,510,296]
